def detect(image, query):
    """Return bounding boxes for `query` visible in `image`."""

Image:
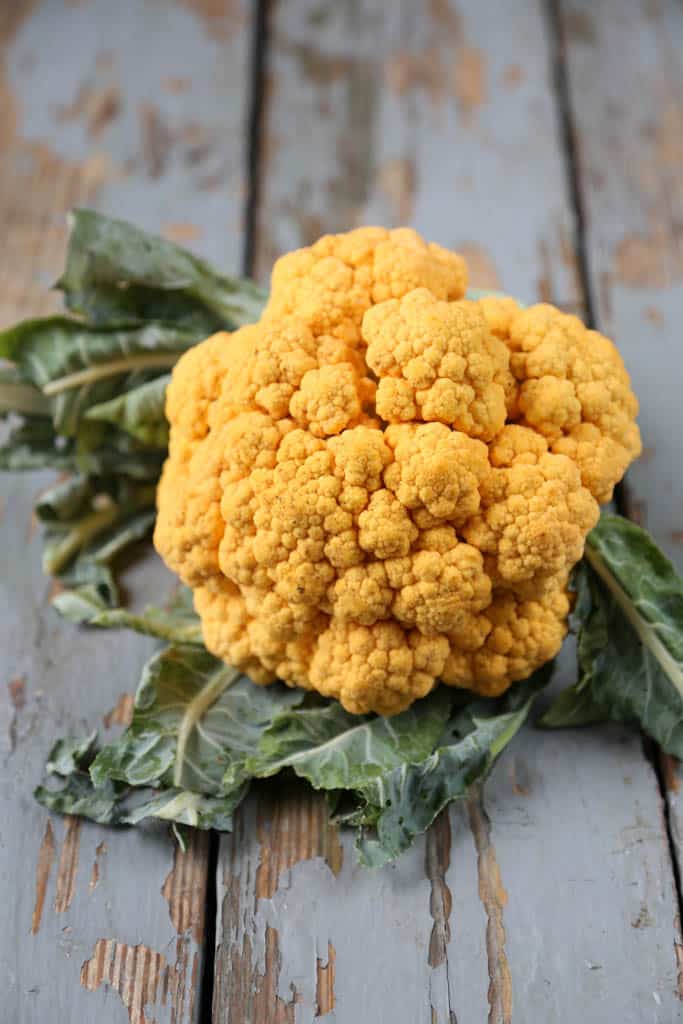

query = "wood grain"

[212,2,683,1021]
[0,1,252,1020]
[559,0,683,966]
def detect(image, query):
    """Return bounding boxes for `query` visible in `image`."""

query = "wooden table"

[2,1,682,1020]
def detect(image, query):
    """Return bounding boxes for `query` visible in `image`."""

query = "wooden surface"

[1,0,682,1021]
[0,1,253,1020]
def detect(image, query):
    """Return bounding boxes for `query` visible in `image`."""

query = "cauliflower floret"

[495,303,642,501]
[384,422,489,524]
[462,425,599,589]
[154,227,642,715]
[363,289,509,440]
[309,620,450,716]
[442,585,571,696]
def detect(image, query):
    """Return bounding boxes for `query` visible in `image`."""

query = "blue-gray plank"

[0,1,252,1021]
[213,0,683,1020]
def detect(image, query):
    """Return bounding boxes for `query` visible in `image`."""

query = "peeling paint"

[632,903,655,929]
[89,840,107,891]
[378,156,416,224]
[502,64,524,89]
[103,693,134,729]
[139,102,173,179]
[425,811,453,969]
[163,221,203,243]
[161,829,207,943]
[162,76,191,95]
[615,228,682,288]
[315,941,336,1016]
[31,819,56,935]
[508,757,531,798]
[7,675,26,754]
[255,786,343,900]
[453,46,487,121]
[80,938,179,1024]
[57,81,122,139]
[468,793,512,1024]
[54,816,82,914]
[177,0,243,42]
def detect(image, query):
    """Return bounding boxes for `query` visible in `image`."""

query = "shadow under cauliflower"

[154,227,641,715]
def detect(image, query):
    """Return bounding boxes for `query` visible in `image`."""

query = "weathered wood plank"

[254,0,582,311]
[0,1,252,1020]
[558,0,683,570]
[558,0,683,968]
[215,0,682,1020]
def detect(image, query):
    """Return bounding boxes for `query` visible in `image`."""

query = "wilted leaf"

[541,515,683,755]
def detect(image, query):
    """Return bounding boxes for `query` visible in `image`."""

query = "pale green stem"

[174,666,241,787]
[43,500,120,575]
[42,354,179,396]
[585,542,683,699]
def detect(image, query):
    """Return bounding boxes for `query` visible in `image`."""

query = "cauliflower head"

[155,227,641,715]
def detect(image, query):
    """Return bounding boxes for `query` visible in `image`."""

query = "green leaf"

[86,374,170,447]
[0,364,50,417]
[245,687,455,790]
[35,474,92,522]
[121,786,246,831]
[89,645,304,793]
[58,209,267,329]
[0,418,165,478]
[35,771,244,831]
[540,515,683,755]
[0,316,192,438]
[35,773,129,825]
[46,732,98,776]
[356,668,552,867]
[90,603,203,644]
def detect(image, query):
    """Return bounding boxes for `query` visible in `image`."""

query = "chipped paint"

[632,903,655,929]
[502,64,524,89]
[468,793,512,1024]
[177,0,243,42]
[163,221,203,243]
[31,819,56,935]
[643,305,664,326]
[162,76,191,94]
[7,675,25,754]
[508,757,531,798]
[614,228,681,288]
[425,811,453,969]
[453,46,486,121]
[255,785,342,900]
[89,840,107,891]
[378,156,416,223]
[139,102,173,179]
[54,816,82,914]
[103,693,134,729]
[161,829,207,943]
[315,941,336,1016]
[458,243,501,290]
[57,82,122,139]
[80,938,179,1024]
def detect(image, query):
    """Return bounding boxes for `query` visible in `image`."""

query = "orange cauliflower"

[155,227,641,715]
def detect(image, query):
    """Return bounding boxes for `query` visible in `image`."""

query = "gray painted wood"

[559,0,683,965]
[0,1,252,1020]
[215,0,683,1020]
[559,0,683,571]
[254,0,582,311]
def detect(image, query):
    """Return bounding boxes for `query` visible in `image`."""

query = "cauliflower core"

[155,227,641,715]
